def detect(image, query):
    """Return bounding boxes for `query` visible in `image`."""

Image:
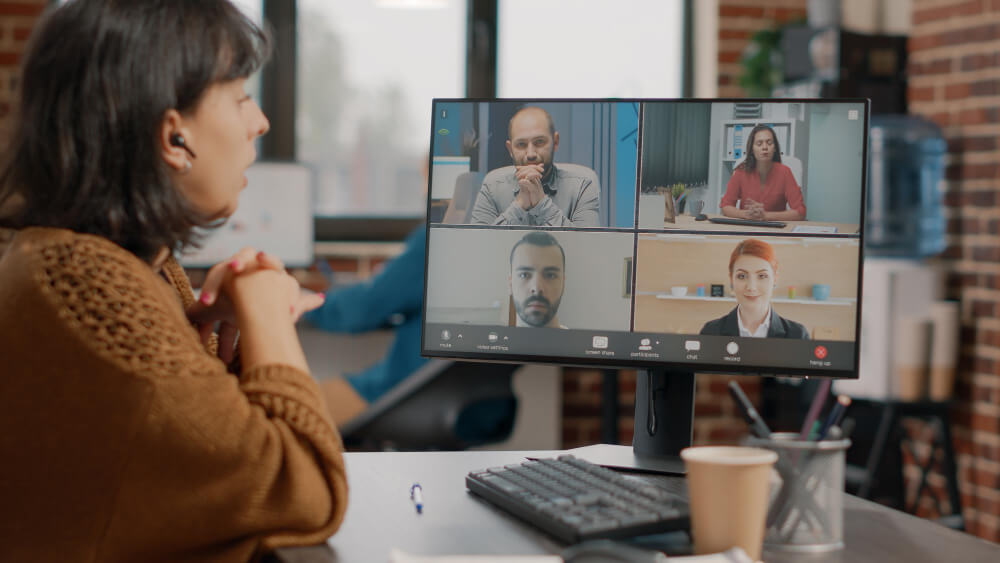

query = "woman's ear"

[159,109,191,173]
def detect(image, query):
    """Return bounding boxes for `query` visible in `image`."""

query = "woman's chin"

[202,205,237,224]
[738,300,768,313]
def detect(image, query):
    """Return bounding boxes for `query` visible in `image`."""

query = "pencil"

[798,379,832,441]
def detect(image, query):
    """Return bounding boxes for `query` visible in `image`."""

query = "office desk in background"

[274,450,1000,563]
[664,215,859,234]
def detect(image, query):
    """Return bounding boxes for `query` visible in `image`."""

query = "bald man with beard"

[471,106,601,227]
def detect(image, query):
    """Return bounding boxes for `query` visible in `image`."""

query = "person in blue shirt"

[304,225,516,444]
[304,226,428,416]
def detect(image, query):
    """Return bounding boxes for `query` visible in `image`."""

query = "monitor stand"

[566,369,694,475]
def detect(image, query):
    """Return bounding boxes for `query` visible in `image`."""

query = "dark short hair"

[507,106,556,140]
[738,124,782,172]
[0,0,271,261]
[509,231,565,270]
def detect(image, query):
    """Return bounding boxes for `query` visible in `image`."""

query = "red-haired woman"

[720,125,806,221]
[700,239,809,338]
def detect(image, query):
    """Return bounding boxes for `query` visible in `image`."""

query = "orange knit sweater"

[0,228,348,562]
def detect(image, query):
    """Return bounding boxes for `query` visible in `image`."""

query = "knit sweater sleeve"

[104,362,349,558]
[23,233,347,560]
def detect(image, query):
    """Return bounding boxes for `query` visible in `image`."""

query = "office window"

[231,0,264,103]
[231,0,262,22]
[498,0,684,98]
[297,0,466,217]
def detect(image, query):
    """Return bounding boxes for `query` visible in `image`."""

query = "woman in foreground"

[0,1,347,560]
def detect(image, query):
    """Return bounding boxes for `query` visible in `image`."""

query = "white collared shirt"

[737,306,771,338]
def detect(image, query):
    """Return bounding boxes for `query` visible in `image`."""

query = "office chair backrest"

[782,154,804,188]
[441,171,485,224]
[341,359,519,450]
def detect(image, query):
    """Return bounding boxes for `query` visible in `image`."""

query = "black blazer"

[699,307,810,339]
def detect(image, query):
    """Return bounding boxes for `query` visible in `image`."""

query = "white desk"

[273,450,1000,562]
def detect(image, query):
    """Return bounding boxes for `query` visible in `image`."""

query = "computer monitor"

[421,99,868,473]
[180,161,315,268]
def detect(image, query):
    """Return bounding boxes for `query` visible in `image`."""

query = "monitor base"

[631,369,695,470]
[565,443,686,475]
[564,369,695,476]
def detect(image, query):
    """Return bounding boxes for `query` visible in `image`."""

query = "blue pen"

[410,483,423,514]
[818,395,851,440]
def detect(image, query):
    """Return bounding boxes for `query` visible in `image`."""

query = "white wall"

[805,103,866,223]
[426,228,633,330]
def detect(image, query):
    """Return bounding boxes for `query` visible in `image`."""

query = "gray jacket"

[469,163,601,227]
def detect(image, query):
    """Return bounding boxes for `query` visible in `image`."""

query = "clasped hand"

[186,247,325,364]
[514,163,545,210]
[744,198,767,221]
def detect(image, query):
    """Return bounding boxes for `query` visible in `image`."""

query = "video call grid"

[422,98,868,375]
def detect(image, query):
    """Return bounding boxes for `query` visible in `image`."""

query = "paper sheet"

[790,225,838,234]
[388,547,753,563]
[389,550,561,563]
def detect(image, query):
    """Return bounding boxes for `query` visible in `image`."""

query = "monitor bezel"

[420,97,869,380]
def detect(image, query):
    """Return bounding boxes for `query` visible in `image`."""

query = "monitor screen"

[180,161,315,268]
[421,99,868,379]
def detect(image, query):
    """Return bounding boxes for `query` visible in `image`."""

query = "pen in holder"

[745,433,850,553]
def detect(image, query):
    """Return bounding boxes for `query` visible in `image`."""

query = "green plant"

[739,27,783,97]
[671,183,686,199]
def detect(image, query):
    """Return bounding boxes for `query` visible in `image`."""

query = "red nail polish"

[200,292,212,305]
[229,260,240,270]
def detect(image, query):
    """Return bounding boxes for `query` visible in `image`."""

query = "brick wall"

[908,0,1000,543]
[0,1,45,142]
[0,1,46,253]
[561,368,768,448]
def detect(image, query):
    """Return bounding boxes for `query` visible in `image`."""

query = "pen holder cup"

[745,433,850,553]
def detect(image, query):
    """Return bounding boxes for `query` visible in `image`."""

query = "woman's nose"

[250,101,270,138]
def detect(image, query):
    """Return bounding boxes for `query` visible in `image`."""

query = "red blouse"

[720,162,806,218]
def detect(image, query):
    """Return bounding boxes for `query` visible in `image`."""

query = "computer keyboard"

[708,217,787,228]
[466,455,689,543]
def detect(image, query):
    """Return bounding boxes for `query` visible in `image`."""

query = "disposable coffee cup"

[681,446,777,561]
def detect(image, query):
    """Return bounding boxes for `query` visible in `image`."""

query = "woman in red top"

[720,125,806,221]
